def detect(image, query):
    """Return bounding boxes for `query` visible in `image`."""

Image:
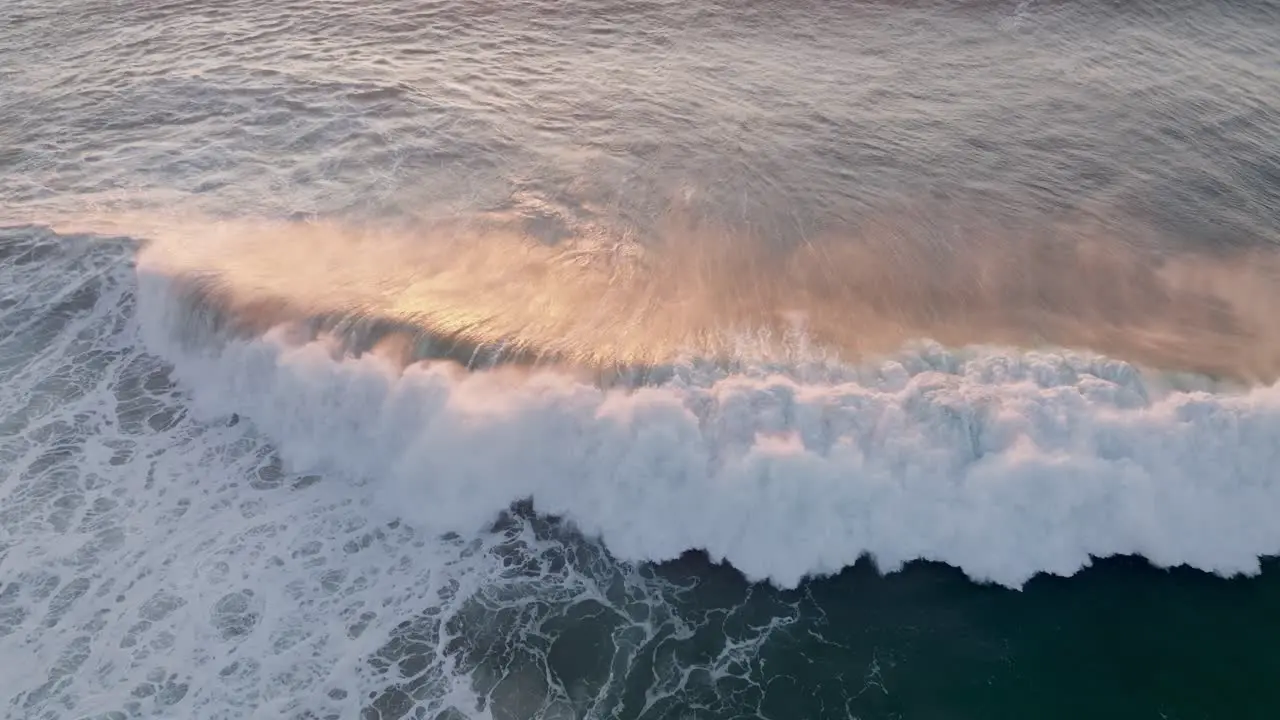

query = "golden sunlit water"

[124,208,1280,382]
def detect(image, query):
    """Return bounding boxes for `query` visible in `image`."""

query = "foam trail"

[137,264,1280,589]
[0,228,541,719]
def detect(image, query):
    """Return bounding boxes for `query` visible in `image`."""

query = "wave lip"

[136,252,1280,589]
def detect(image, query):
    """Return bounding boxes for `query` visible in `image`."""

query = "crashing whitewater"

[6,223,1280,717]
[123,218,1280,589]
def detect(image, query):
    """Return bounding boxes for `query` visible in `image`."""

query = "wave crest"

[135,250,1280,588]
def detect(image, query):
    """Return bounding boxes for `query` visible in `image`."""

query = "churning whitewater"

[132,236,1280,590]
[4,218,1261,590]
[7,222,1280,718]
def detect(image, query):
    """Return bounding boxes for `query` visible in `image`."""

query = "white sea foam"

[2,230,759,720]
[0,232,506,720]
[7,229,1280,719]
[134,256,1280,591]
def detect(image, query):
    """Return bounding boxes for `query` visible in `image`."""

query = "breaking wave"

[6,218,1280,717]
[116,216,1280,589]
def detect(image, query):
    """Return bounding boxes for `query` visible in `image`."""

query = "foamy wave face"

[135,254,1280,590]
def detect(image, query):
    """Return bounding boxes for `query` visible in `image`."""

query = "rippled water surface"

[3,1,1280,718]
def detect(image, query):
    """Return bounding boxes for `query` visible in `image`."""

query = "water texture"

[2,1,1280,718]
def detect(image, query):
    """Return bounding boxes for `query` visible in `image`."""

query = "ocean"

[2,1,1280,718]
